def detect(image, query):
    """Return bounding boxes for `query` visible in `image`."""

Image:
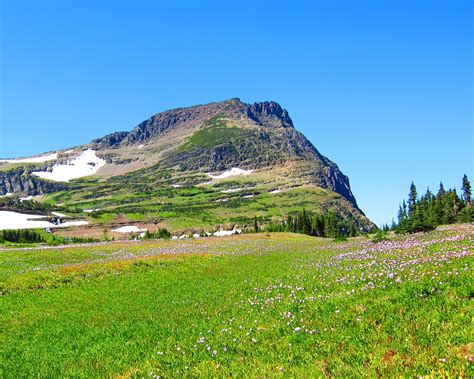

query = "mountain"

[0,98,374,234]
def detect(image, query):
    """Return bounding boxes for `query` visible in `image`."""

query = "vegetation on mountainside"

[0,197,66,213]
[0,228,98,246]
[0,229,45,244]
[37,168,371,234]
[179,116,254,151]
[388,175,473,233]
[1,226,472,377]
[143,228,172,240]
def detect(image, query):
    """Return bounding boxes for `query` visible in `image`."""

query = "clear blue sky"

[1,0,472,226]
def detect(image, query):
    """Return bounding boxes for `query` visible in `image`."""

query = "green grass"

[1,225,472,377]
[181,123,253,150]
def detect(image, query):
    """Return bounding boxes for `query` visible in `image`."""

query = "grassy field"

[0,225,472,377]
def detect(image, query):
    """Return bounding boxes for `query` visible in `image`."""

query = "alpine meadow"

[0,0,472,377]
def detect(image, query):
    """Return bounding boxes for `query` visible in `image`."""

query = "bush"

[144,228,171,240]
[371,229,389,243]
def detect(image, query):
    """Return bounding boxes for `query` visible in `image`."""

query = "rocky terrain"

[0,168,66,196]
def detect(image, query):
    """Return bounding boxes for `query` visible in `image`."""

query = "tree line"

[0,229,45,243]
[388,174,472,233]
[263,209,358,238]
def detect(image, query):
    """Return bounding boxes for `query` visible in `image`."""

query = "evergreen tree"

[408,182,418,217]
[462,174,471,207]
[253,216,259,233]
[394,176,473,233]
[434,183,447,224]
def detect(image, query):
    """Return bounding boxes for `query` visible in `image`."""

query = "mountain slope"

[90,98,358,207]
[0,98,374,234]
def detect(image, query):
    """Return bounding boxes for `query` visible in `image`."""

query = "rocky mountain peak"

[245,101,294,129]
[91,99,295,148]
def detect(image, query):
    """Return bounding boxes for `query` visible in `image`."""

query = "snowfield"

[32,149,106,182]
[0,153,58,163]
[0,211,88,230]
[207,167,253,179]
[112,226,146,233]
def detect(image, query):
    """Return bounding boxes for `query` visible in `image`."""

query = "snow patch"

[213,229,242,237]
[270,189,282,194]
[51,212,68,218]
[207,167,253,179]
[221,188,241,193]
[171,184,183,188]
[0,211,88,230]
[215,198,229,203]
[0,153,58,163]
[138,144,144,149]
[32,149,106,182]
[19,196,34,202]
[111,225,146,233]
[58,221,89,228]
[243,194,255,198]
[83,208,101,213]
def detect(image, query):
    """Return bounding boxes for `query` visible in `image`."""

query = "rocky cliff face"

[0,169,66,196]
[91,131,129,149]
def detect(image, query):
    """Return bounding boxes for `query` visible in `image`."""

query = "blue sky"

[1,0,472,226]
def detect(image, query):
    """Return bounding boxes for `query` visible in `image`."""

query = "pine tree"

[302,208,312,235]
[253,216,259,233]
[394,176,473,232]
[434,183,446,224]
[462,174,471,207]
[408,182,418,218]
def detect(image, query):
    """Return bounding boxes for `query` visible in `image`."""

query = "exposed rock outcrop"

[0,169,66,196]
[91,131,129,149]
